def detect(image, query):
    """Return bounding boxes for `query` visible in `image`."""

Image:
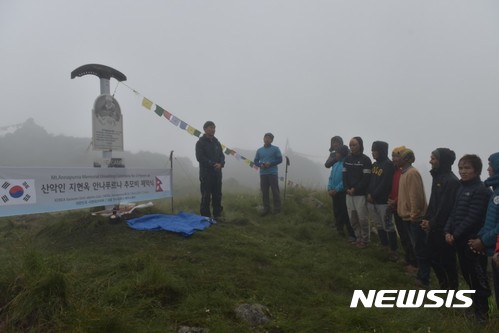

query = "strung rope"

[112,81,120,97]
[117,82,303,188]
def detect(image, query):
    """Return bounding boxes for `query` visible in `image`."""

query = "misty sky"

[1,0,499,178]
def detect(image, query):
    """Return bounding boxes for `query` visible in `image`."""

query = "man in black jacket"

[421,148,460,289]
[325,136,343,168]
[195,121,225,220]
[444,154,492,322]
[343,136,372,248]
[367,141,397,260]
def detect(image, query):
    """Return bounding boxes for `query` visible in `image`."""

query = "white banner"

[0,167,171,217]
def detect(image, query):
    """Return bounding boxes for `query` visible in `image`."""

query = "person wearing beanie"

[367,141,397,261]
[195,121,225,220]
[327,145,355,239]
[254,132,283,216]
[343,136,372,248]
[325,136,344,168]
[469,152,499,311]
[388,146,418,272]
[445,154,491,322]
[397,147,430,288]
[421,148,460,290]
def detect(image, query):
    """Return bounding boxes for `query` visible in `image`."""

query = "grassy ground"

[0,189,498,332]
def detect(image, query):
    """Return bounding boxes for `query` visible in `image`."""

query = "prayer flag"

[134,91,300,186]
[187,125,201,137]
[154,105,165,117]
[163,110,172,120]
[142,97,153,110]
[170,116,180,126]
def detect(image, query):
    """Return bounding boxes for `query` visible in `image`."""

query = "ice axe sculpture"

[71,64,128,215]
[71,64,127,166]
[71,64,127,95]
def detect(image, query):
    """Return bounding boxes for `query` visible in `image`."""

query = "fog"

[1,0,499,185]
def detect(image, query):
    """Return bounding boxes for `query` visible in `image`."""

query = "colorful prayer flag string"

[121,84,300,185]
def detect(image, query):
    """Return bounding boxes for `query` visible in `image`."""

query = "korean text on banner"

[0,167,172,217]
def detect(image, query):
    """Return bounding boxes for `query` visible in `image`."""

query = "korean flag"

[0,179,37,206]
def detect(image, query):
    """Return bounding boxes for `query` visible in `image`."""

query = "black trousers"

[427,230,459,289]
[199,170,223,218]
[492,259,499,309]
[332,191,355,237]
[456,241,491,316]
[260,174,281,212]
[392,210,417,267]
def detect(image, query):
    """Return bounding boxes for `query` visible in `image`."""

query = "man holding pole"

[254,133,283,216]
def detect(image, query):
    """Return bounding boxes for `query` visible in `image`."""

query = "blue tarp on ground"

[127,212,214,236]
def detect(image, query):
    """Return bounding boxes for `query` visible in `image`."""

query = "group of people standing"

[326,135,499,323]
[193,120,499,322]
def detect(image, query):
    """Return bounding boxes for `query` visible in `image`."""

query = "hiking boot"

[213,216,225,223]
[474,311,489,325]
[414,278,429,290]
[404,264,418,275]
[260,209,270,217]
[356,242,368,249]
[388,251,399,262]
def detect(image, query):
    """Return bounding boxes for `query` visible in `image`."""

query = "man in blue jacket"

[469,152,499,311]
[254,133,283,216]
